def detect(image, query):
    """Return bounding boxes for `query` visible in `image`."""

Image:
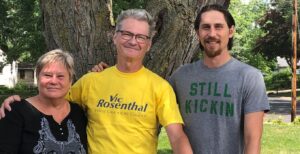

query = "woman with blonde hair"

[0,49,87,153]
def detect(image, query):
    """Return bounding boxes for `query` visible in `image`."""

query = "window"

[19,70,25,79]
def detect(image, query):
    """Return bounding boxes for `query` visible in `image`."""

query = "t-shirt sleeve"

[66,75,88,109]
[243,70,270,114]
[168,74,175,87]
[0,103,24,153]
[168,66,181,90]
[156,81,183,127]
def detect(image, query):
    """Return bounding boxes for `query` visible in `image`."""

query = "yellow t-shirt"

[67,66,183,154]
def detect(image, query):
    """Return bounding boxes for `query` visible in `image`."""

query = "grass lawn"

[262,124,300,153]
[157,128,172,154]
[158,123,300,154]
[158,128,172,154]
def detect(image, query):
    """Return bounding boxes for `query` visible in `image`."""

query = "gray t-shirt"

[169,58,270,154]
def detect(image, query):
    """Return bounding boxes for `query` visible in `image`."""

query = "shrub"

[0,86,9,94]
[265,116,287,125]
[293,117,300,125]
[0,82,37,95]
[265,68,292,90]
[14,82,29,91]
[0,86,14,94]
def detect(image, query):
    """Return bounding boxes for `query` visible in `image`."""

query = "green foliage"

[112,0,146,19]
[14,81,29,91]
[265,68,300,90]
[293,117,300,125]
[229,0,276,74]
[0,86,14,95]
[0,82,37,98]
[254,0,299,69]
[0,0,146,64]
[0,1,8,46]
[0,0,46,64]
[265,116,300,126]
[264,68,291,90]
[265,115,286,125]
[1,83,37,94]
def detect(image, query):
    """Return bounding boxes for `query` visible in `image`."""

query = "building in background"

[0,49,36,88]
[17,63,36,86]
[276,56,300,74]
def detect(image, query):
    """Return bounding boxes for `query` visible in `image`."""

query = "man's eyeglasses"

[116,30,150,43]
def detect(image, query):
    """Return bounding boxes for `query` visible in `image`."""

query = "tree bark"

[40,0,116,79]
[40,0,230,79]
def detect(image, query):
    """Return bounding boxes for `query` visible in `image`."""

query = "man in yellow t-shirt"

[0,9,192,154]
[68,66,185,153]
[66,9,192,154]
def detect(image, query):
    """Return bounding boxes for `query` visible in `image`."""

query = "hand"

[90,62,109,72]
[0,95,21,119]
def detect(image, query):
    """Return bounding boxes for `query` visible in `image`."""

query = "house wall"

[0,61,17,88]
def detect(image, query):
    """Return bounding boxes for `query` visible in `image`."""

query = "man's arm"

[165,123,193,154]
[0,95,21,119]
[244,111,265,154]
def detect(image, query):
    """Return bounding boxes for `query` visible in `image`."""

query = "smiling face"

[37,61,71,100]
[113,18,152,62]
[197,10,234,58]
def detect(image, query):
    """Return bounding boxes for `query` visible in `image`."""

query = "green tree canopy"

[0,0,45,63]
[113,0,145,19]
[254,0,299,69]
[229,0,276,74]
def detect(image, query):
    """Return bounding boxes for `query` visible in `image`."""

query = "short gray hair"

[35,49,75,82]
[115,9,156,38]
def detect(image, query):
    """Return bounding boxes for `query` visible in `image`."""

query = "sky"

[241,0,250,4]
[241,0,270,4]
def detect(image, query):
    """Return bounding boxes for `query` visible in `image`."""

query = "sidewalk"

[265,97,299,123]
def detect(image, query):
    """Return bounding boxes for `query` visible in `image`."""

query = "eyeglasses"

[116,30,150,43]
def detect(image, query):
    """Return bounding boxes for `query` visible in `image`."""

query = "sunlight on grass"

[157,128,172,154]
[157,123,300,154]
[262,124,300,153]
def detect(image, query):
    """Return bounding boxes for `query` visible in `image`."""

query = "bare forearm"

[244,111,264,154]
[169,134,193,154]
[244,138,261,154]
[166,124,193,154]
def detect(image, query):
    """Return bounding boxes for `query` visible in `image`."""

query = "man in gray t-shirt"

[169,4,269,154]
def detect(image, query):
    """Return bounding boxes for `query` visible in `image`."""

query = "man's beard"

[200,37,222,58]
[204,47,222,58]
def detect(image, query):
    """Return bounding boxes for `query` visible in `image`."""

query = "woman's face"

[37,61,71,100]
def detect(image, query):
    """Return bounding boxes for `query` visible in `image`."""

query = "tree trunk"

[144,0,230,78]
[40,0,116,79]
[40,0,230,79]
